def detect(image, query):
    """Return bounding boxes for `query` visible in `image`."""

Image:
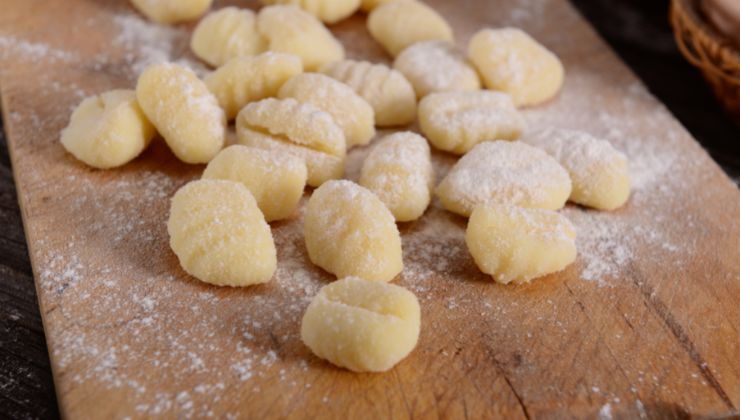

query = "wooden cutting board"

[1,0,738,418]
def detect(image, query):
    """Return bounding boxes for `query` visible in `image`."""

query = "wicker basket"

[671,0,740,120]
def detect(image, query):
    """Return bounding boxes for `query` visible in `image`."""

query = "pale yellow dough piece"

[367,1,453,57]
[436,141,572,217]
[257,5,345,71]
[191,7,267,68]
[301,277,420,372]
[394,40,480,98]
[522,128,631,210]
[167,179,277,286]
[130,0,213,23]
[304,180,403,282]
[418,91,524,155]
[259,0,361,23]
[236,98,346,187]
[468,27,565,107]
[278,73,375,148]
[359,132,433,222]
[466,204,577,284]
[320,60,416,127]
[61,90,155,169]
[202,145,307,221]
[360,0,411,13]
[205,52,303,120]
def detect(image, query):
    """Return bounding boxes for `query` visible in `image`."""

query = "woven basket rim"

[673,0,740,61]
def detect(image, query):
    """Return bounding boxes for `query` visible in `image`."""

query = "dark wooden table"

[1,1,738,418]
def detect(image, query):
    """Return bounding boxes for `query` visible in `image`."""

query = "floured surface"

[0,0,739,418]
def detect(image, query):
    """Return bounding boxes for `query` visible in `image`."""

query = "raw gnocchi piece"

[278,73,375,148]
[394,40,480,98]
[205,52,303,120]
[320,60,416,126]
[367,1,453,57]
[304,180,403,282]
[136,63,226,164]
[436,141,571,217]
[469,28,565,107]
[202,145,307,221]
[466,204,577,284]
[257,5,345,71]
[61,90,155,169]
[167,179,277,286]
[259,0,361,23]
[359,132,433,222]
[236,98,346,187]
[522,129,631,210]
[130,0,213,23]
[418,91,524,155]
[191,7,266,68]
[360,0,411,13]
[301,276,421,372]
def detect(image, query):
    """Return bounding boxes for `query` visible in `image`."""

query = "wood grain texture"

[0,0,738,418]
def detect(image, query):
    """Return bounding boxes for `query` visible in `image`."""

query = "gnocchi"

[436,141,572,217]
[359,132,433,222]
[394,40,480,98]
[367,1,453,57]
[236,98,346,187]
[469,28,565,107]
[130,0,213,23]
[466,204,577,284]
[320,60,416,127]
[304,180,403,282]
[259,0,361,24]
[360,0,410,13]
[418,91,524,155]
[205,52,303,120]
[136,63,225,164]
[301,276,421,372]
[522,129,631,210]
[278,73,375,148]
[61,90,155,169]
[167,179,277,286]
[202,145,307,221]
[191,7,266,68]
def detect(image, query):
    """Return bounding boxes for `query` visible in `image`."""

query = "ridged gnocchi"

[259,0,361,23]
[278,73,375,148]
[61,90,155,169]
[301,276,421,372]
[236,98,346,187]
[202,145,307,221]
[320,60,416,127]
[466,204,577,284]
[469,28,565,107]
[167,179,277,287]
[205,52,303,120]
[359,132,433,222]
[436,141,572,217]
[191,7,266,68]
[394,40,480,98]
[136,63,225,164]
[130,0,213,23]
[304,180,403,282]
[418,91,524,155]
[367,1,453,57]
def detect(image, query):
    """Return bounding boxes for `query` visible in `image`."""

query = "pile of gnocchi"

[60,0,631,373]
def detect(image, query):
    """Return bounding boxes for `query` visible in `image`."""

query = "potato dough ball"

[236,98,346,187]
[191,7,266,68]
[257,5,345,71]
[136,63,225,164]
[61,90,155,169]
[130,0,212,23]
[259,0,361,24]
[367,1,453,57]
[418,91,524,155]
[359,132,433,222]
[205,52,303,120]
[522,129,631,210]
[320,60,417,127]
[301,276,421,372]
[466,204,577,284]
[278,73,375,148]
[167,179,277,286]
[202,145,307,221]
[394,40,480,98]
[468,28,564,107]
[436,141,572,217]
[304,180,403,282]
[360,0,411,13]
